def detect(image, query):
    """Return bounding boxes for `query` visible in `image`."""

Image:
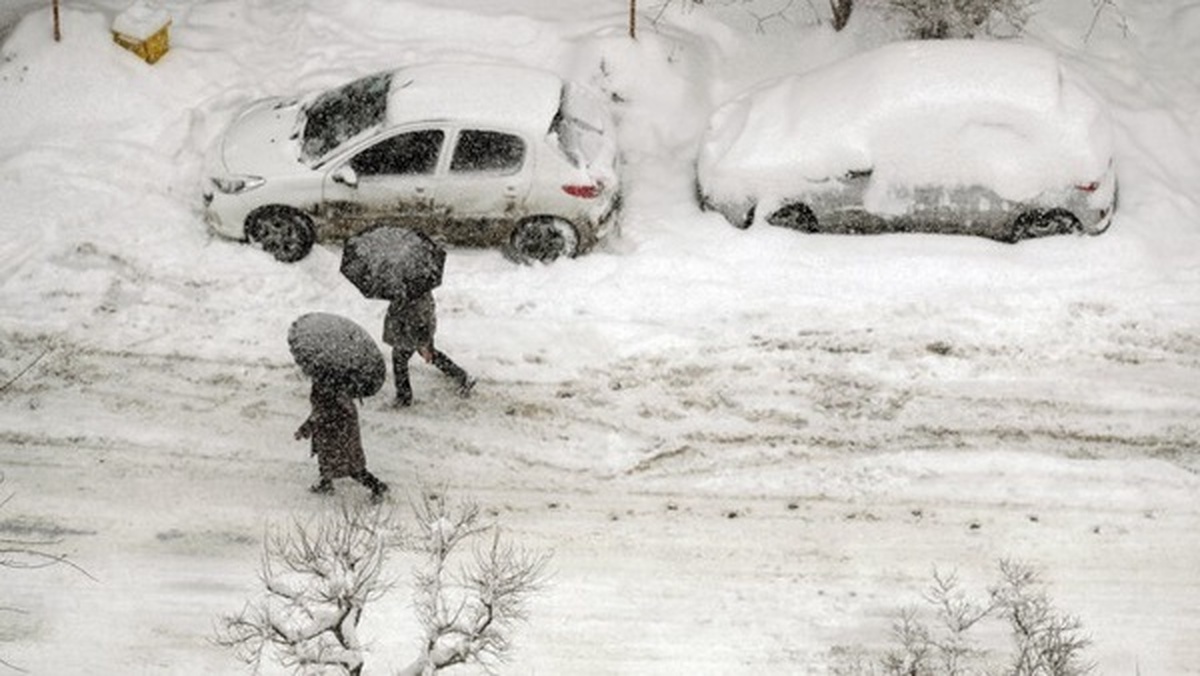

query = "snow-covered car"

[696,40,1117,242]
[203,63,620,263]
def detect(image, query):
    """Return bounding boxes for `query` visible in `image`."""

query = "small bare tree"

[399,491,551,676]
[218,488,550,676]
[992,560,1094,676]
[1,474,93,672]
[217,500,401,675]
[872,559,1093,676]
[881,0,1037,39]
[881,568,994,675]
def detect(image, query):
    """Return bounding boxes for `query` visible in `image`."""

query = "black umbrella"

[287,312,386,398]
[340,226,446,302]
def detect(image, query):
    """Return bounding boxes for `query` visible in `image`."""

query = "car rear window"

[551,84,608,169]
[301,72,392,163]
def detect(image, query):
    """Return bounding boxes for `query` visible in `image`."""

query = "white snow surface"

[1,1,1198,675]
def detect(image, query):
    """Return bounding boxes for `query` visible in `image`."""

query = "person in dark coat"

[295,378,389,500]
[382,291,475,407]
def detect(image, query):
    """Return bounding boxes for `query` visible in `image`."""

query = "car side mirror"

[332,166,359,188]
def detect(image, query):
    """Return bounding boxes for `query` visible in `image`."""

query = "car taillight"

[562,183,601,199]
[1075,181,1100,193]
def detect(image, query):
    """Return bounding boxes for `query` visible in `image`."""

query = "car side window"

[449,130,525,175]
[351,130,444,177]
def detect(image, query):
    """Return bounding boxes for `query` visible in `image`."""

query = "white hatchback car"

[203,63,620,263]
[697,40,1117,242]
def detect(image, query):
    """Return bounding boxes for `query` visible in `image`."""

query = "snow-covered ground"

[1,0,1198,673]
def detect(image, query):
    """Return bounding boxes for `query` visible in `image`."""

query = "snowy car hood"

[219,97,307,176]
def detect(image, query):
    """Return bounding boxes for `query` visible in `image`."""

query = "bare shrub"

[844,559,1093,676]
[399,491,551,676]
[881,0,1037,39]
[648,0,823,34]
[217,488,551,676]
[1,474,95,673]
[1084,0,1130,42]
[992,560,1094,676]
[216,500,401,675]
[880,569,994,675]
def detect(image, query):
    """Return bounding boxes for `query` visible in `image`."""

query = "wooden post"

[53,0,61,41]
[629,0,636,40]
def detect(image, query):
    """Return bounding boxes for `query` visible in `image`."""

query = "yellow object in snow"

[111,1,171,64]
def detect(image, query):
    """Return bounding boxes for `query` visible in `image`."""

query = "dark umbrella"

[287,312,386,398]
[340,225,446,302]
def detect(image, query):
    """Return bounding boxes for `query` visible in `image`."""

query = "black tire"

[766,202,819,232]
[506,217,579,264]
[245,205,316,263]
[1011,208,1081,241]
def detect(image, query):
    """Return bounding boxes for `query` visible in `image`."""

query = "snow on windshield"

[699,40,1114,209]
[300,72,392,162]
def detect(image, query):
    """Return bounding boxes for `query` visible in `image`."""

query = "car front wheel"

[1011,208,1081,241]
[246,206,316,263]
[506,217,580,264]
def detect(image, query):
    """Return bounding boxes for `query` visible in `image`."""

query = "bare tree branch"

[1,475,95,673]
[866,559,1093,676]
[216,499,400,675]
[402,491,552,675]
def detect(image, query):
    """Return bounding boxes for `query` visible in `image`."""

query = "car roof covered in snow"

[698,40,1114,204]
[384,63,564,134]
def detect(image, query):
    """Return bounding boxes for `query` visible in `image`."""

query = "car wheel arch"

[1011,207,1082,242]
[766,201,819,232]
[505,215,580,264]
[245,204,317,263]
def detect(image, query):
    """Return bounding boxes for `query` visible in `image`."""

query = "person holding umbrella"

[340,226,475,407]
[288,313,390,501]
[295,378,389,501]
[383,291,475,407]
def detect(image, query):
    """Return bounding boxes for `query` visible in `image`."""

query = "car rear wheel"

[766,202,819,232]
[1011,208,1081,241]
[246,206,316,262]
[506,217,579,264]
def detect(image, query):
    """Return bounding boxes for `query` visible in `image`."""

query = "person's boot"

[457,375,476,398]
[309,478,334,495]
[432,351,472,398]
[394,379,413,407]
[357,471,390,503]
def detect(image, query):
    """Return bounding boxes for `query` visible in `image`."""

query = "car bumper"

[202,186,251,241]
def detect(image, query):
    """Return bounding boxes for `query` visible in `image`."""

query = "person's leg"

[355,470,389,501]
[431,349,475,396]
[311,453,335,494]
[393,348,414,406]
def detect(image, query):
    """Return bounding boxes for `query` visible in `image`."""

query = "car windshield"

[300,72,392,163]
